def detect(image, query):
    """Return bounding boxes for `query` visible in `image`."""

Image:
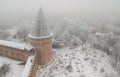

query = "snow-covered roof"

[0,40,33,51]
[24,44,34,51]
[28,32,53,39]
[30,7,52,38]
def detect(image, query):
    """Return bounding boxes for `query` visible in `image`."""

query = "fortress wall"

[0,45,31,61]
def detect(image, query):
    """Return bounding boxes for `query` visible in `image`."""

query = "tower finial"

[40,0,42,8]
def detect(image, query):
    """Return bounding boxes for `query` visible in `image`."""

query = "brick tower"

[29,7,53,65]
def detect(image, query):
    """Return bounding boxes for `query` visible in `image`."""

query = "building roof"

[0,40,33,51]
[30,7,52,38]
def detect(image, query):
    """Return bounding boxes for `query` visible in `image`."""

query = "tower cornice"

[28,33,53,39]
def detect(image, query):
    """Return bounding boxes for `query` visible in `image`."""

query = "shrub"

[0,63,11,77]
[65,64,73,72]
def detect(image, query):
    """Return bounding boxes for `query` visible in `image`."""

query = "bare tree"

[113,42,120,67]
[79,32,88,50]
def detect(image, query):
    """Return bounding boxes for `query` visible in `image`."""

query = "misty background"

[0,0,120,25]
[0,0,120,74]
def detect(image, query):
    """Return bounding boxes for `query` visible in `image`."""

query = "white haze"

[0,0,120,25]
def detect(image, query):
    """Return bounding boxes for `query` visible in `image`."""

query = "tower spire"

[30,7,52,37]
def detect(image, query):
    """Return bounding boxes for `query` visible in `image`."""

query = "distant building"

[0,7,53,77]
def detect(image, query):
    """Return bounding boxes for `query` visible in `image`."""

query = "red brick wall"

[29,36,53,65]
[0,45,31,61]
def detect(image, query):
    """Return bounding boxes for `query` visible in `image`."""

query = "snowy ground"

[0,56,24,77]
[0,45,120,77]
[37,45,120,77]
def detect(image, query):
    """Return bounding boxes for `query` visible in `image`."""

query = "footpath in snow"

[21,55,35,77]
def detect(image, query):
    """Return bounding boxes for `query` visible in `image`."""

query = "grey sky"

[0,0,120,14]
[0,0,120,24]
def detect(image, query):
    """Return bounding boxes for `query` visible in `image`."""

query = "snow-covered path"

[21,55,35,77]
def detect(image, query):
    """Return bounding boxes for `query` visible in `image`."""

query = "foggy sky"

[0,0,120,25]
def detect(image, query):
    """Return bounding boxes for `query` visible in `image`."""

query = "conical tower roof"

[30,7,52,38]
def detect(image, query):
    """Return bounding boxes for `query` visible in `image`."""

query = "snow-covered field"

[0,45,120,77]
[0,56,24,77]
[37,45,120,77]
